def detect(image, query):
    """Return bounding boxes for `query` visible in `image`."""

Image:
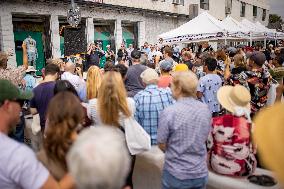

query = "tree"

[268,14,283,31]
[269,14,283,24]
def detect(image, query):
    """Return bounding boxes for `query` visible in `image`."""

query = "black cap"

[250,51,266,67]
[131,50,141,59]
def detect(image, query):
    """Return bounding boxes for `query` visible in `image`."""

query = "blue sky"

[270,0,284,19]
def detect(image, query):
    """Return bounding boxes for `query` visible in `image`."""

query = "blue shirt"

[134,85,174,145]
[142,47,151,55]
[157,97,212,180]
[23,74,36,92]
[197,73,222,113]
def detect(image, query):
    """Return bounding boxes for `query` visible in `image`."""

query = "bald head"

[65,62,76,73]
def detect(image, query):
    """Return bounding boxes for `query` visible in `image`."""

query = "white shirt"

[0,132,49,189]
[61,72,85,92]
[148,50,157,61]
[87,98,135,125]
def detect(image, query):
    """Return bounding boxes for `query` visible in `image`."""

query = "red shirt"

[158,75,172,88]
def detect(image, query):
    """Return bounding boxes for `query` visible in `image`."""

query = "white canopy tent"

[158,12,284,46]
[158,11,226,44]
[240,19,265,40]
[221,16,250,38]
[255,21,277,38]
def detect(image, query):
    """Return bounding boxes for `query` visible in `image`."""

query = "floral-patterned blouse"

[207,115,257,176]
[0,65,26,86]
[227,67,271,115]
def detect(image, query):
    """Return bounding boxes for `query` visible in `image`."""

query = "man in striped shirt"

[134,68,174,145]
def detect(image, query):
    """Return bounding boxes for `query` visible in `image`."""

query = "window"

[262,9,266,21]
[189,4,199,17]
[253,6,257,17]
[240,2,246,17]
[172,0,183,5]
[225,0,232,15]
[200,0,209,10]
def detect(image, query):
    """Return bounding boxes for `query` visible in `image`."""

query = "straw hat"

[217,85,251,114]
[253,103,284,184]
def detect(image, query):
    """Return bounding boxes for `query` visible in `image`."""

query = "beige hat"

[140,68,159,85]
[253,103,284,184]
[26,66,37,73]
[217,85,251,114]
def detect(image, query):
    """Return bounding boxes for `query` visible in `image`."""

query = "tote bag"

[31,114,41,135]
[123,116,151,155]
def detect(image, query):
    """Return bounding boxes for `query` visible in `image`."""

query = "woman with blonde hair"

[81,65,102,101]
[224,54,248,86]
[88,71,132,126]
[88,71,135,188]
[37,91,85,181]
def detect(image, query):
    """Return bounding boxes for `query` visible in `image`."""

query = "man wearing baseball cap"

[225,51,271,116]
[0,79,33,128]
[158,60,173,88]
[0,79,73,189]
[247,51,271,115]
[124,50,147,97]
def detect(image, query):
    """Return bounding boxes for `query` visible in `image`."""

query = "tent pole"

[264,33,267,49]
[250,33,252,47]
[275,33,278,47]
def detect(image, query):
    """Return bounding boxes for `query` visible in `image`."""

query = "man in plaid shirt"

[134,68,174,145]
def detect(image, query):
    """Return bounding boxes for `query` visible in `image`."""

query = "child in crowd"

[197,57,222,117]
[23,66,37,92]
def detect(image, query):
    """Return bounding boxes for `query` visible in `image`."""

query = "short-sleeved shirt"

[134,85,174,145]
[61,72,86,93]
[157,97,211,180]
[23,74,36,92]
[86,50,104,68]
[142,47,151,55]
[125,64,147,97]
[30,81,56,128]
[0,132,49,189]
[0,65,25,86]
[207,115,257,176]
[197,74,222,113]
[158,75,172,88]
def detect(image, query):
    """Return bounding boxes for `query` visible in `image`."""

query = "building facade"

[202,0,269,25]
[0,0,269,68]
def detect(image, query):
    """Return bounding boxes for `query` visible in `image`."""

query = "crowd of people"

[0,39,284,189]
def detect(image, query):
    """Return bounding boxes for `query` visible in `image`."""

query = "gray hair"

[140,54,149,66]
[67,126,130,189]
[172,71,198,97]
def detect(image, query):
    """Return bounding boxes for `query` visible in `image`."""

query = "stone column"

[86,17,94,46]
[115,18,122,53]
[138,21,146,49]
[50,15,61,58]
[0,11,17,66]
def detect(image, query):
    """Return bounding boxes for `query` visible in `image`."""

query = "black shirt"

[86,50,104,68]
